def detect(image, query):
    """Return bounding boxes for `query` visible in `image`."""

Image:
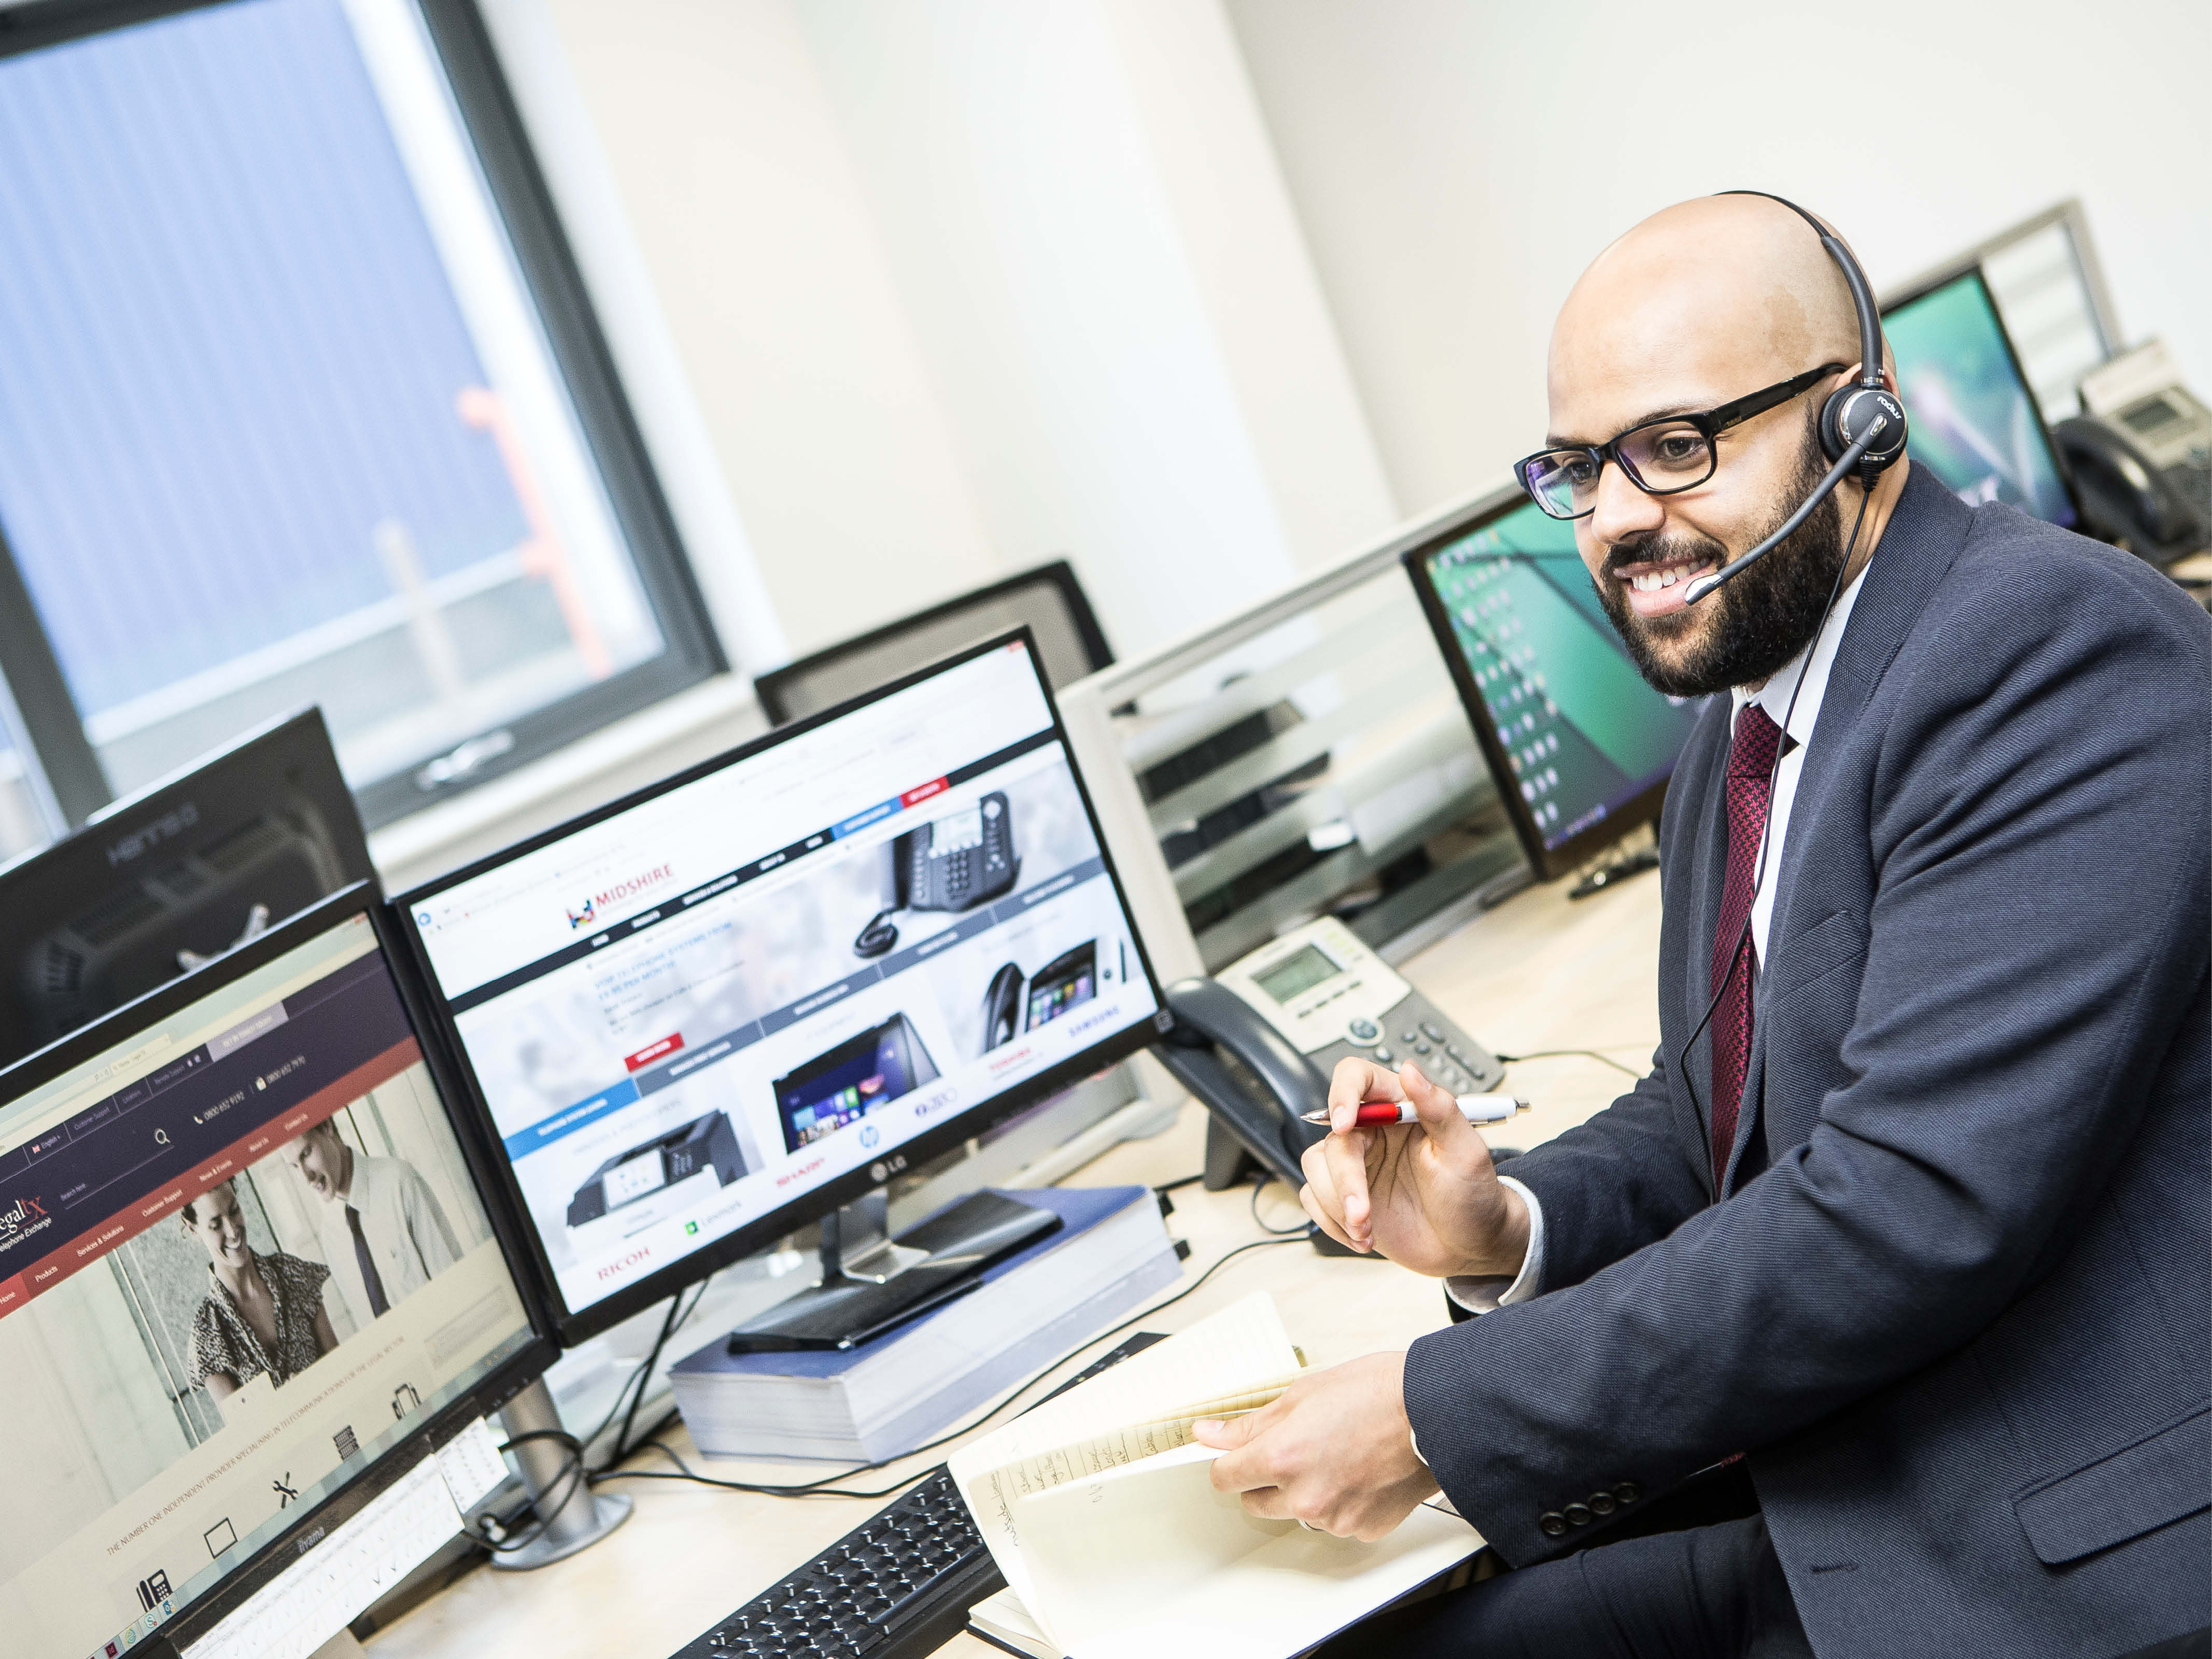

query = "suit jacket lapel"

[1721,464,1974,1195]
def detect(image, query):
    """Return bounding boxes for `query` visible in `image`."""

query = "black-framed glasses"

[1515,362,1844,521]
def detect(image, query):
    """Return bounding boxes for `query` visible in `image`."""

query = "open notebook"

[950,1294,1477,1659]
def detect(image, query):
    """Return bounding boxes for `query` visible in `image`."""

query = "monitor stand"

[725,1189,1060,1354]
[492,1376,634,1571]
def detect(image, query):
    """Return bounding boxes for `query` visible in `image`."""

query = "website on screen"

[411,642,1161,1314]
[0,916,533,1659]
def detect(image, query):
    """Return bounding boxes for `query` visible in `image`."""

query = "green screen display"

[1884,271,2075,526]
[1422,503,1707,853]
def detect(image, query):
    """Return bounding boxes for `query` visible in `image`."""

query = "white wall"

[525,0,1397,670]
[1224,0,2212,518]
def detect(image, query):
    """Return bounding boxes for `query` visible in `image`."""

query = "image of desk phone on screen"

[566,1110,748,1227]
[856,792,1020,957]
[774,1015,941,1153]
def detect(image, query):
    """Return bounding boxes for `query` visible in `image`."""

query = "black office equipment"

[568,1110,749,1226]
[666,1332,1167,1659]
[399,630,1167,1352]
[0,885,555,1659]
[2055,413,2208,564]
[856,793,1022,960]
[0,709,373,1070]
[753,562,1114,728]
[1405,497,1708,884]
[1023,941,1095,1031]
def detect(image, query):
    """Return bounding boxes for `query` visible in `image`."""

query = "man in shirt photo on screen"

[1193,193,2209,1659]
[280,1117,462,1325]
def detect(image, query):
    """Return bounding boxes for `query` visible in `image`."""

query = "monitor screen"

[0,907,537,1658]
[403,635,1163,1334]
[1410,499,1709,881]
[1884,269,2078,527]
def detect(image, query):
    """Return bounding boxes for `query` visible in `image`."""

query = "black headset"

[1681,191,1908,606]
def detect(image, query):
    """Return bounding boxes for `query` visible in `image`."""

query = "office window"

[0,0,722,834]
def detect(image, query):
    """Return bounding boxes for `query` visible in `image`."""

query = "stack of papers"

[668,1186,1179,1463]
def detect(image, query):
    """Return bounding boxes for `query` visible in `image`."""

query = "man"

[280,1117,463,1325]
[1194,194,2210,1658]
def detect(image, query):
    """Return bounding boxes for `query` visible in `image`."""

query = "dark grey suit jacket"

[1404,464,2211,1657]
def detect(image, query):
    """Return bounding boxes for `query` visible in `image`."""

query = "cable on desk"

[1495,1048,1643,1079]
[588,1233,1306,1502]
[1249,1174,1311,1236]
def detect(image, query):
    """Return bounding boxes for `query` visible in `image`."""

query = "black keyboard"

[670,1332,1166,1659]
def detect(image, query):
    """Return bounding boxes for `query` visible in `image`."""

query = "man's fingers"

[1327,1056,1404,1132]
[1321,1127,1375,1248]
[1236,1485,1293,1521]
[1401,1061,1488,1164]
[1191,1414,1255,1450]
[1298,1180,1356,1250]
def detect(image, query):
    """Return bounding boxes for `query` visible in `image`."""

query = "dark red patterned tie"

[1708,703,1787,1192]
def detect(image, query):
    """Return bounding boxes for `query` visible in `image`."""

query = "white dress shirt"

[1442,567,1869,1318]
[317,1154,464,1326]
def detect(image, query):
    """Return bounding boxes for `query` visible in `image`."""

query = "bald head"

[1549,195,1873,445]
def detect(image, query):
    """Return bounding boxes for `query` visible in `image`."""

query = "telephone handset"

[854,791,1020,958]
[1149,916,1510,1205]
[2055,414,2208,566]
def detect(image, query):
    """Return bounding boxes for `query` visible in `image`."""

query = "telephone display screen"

[1252,945,1341,1005]
[1883,269,2076,527]
[405,640,1160,1320]
[931,807,985,853]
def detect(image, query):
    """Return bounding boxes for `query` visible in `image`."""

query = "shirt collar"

[1728,564,1868,744]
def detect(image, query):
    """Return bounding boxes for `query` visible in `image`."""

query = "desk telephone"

[854,791,1020,958]
[1153,917,1509,1203]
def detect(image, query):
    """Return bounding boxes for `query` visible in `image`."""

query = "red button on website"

[624,1034,684,1072]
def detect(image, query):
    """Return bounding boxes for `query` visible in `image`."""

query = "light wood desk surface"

[368,869,1663,1659]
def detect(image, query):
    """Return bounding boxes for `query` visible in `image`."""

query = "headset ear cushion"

[1823,387,1910,473]
[1819,389,1854,464]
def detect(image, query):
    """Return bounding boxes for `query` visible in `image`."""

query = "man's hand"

[1192,1352,1438,1540]
[1300,1058,1529,1278]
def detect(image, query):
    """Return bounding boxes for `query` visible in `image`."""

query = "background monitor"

[1406,500,1710,883]
[0,887,551,1659]
[1883,268,2080,527]
[399,629,1167,1344]
[753,560,1113,726]
[0,708,374,1070]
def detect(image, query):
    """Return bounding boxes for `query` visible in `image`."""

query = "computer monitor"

[0,885,552,1659]
[1883,268,2080,528]
[0,709,374,1070]
[398,630,1166,1346]
[1406,499,1710,883]
[753,561,1114,726]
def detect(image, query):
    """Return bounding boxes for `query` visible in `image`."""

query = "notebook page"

[949,1294,1300,1636]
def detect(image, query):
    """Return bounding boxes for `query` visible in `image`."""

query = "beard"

[1595,413,1848,697]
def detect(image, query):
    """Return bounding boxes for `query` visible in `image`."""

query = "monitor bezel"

[752,559,1114,726]
[396,625,1173,1347]
[0,706,376,1069]
[0,881,558,1658]
[1879,263,2083,528]
[1403,486,1690,884]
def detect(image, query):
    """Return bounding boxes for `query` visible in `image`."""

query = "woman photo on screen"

[179,1179,338,1403]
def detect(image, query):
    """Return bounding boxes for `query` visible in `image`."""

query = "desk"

[367,869,1662,1659]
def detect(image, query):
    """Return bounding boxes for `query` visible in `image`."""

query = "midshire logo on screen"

[565,864,677,930]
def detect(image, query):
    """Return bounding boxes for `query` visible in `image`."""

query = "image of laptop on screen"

[398,629,1167,1354]
[0,885,551,1659]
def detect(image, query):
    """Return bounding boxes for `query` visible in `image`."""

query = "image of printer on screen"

[403,636,1163,1333]
[1410,499,1710,882]
[567,1109,749,1226]
[1884,268,2078,527]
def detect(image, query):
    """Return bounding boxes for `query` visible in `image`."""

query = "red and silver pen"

[1301,1093,1528,1129]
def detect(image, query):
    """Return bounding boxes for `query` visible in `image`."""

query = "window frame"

[0,0,727,833]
